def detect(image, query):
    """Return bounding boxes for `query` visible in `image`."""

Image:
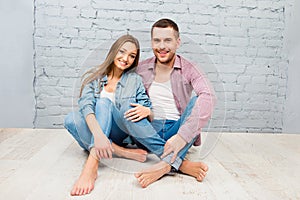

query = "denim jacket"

[78,71,152,119]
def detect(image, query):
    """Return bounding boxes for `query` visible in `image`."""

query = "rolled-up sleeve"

[78,82,96,119]
[178,65,216,145]
[134,74,152,108]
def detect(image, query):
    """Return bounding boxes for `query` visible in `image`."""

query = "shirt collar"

[173,55,182,69]
[100,75,108,85]
[100,74,126,87]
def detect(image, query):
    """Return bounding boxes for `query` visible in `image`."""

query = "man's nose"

[159,41,165,49]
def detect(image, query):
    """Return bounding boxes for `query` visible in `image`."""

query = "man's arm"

[161,64,216,162]
[177,65,216,144]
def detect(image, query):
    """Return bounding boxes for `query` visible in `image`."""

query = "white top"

[149,80,180,120]
[100,87,115,103]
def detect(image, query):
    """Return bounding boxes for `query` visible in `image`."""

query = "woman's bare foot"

[70,148,99,196]
[112,143,147,162]
[134,161,171,188]
[179,160,208,182]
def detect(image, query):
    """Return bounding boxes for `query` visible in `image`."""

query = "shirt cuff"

[81,106,94,119]
[178,129,194,144]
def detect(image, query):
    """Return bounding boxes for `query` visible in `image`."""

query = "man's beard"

[156,52,176,65]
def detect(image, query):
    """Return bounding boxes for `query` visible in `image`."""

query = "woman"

[64,34,152,196]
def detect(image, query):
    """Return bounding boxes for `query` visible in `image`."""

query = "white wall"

[283,0,300,133]
[33,0,290,131]
[0,1,35,128]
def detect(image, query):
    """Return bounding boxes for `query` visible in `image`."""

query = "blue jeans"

[64,98,130,151]
[133,96,197,161]
[64,97,197,170]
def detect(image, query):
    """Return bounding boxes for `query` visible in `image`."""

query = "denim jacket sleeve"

[135,74,152,108]
[78,81,97,119]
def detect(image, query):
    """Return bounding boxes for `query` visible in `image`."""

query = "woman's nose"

[122,54,129,61]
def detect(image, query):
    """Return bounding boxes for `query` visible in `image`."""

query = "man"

[125,18,216,188]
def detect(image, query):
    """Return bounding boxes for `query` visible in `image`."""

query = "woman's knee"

[96,98,112,107]
[64,112,75,129]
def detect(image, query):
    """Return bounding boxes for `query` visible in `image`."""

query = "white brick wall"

[33,0,293,133]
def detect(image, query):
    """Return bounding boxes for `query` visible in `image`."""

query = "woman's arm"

[85,113,114,159]
[79,81,114,159]
[124,74,153,122]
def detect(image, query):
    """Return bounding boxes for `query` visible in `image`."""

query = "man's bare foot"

[134,161,171,188]
[179,160,208,182]
[112,143,147,162]
[70,148,99,196]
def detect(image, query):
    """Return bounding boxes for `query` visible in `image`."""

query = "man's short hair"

[151,18,179,38]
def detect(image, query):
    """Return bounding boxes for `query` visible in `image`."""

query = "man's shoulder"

[177,55,195,68]
[137,57,155,74]
[176,55,205,78]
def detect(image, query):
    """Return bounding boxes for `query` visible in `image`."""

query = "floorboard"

[0,129,299,200]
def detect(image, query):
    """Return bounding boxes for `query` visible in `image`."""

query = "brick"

[237,75,251,84]
[62,28,79,38]
[229,37,249,47]
[221,74,237,83]
[220,26,247,37]
[61,7,80,17]
[224,17,241,27]
[67,18,92,29]
[80,8,97,19]
[218,46,245,56]
[252,76,266,84]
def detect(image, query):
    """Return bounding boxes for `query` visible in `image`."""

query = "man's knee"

[190,96,198,104]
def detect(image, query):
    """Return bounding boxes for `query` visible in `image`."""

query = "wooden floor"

[0,128,299,200]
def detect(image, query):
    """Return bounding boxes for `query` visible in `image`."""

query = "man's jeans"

[64,97,197,170]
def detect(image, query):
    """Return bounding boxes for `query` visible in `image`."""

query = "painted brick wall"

[33,0,294,133]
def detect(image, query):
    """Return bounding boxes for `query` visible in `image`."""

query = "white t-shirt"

[149,80,180,120]
[100,87,115,103]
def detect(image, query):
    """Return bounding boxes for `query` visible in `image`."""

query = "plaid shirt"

[137,55,216,146]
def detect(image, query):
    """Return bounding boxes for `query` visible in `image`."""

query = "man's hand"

[124,103,150,122]
[161,134,187,163]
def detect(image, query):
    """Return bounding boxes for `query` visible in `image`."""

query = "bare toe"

[134,172,142,178]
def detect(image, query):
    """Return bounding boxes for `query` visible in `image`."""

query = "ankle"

[162,162,172,172]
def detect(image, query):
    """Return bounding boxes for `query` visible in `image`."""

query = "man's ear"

[176,37,181,49]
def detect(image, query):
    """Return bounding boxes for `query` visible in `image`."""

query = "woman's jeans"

[64,97,198,170]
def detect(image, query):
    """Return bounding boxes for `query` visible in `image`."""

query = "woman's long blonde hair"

[79,34,140,97]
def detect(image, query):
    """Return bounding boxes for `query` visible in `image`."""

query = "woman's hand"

[124,103,150,122]
[93,133,114,160]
